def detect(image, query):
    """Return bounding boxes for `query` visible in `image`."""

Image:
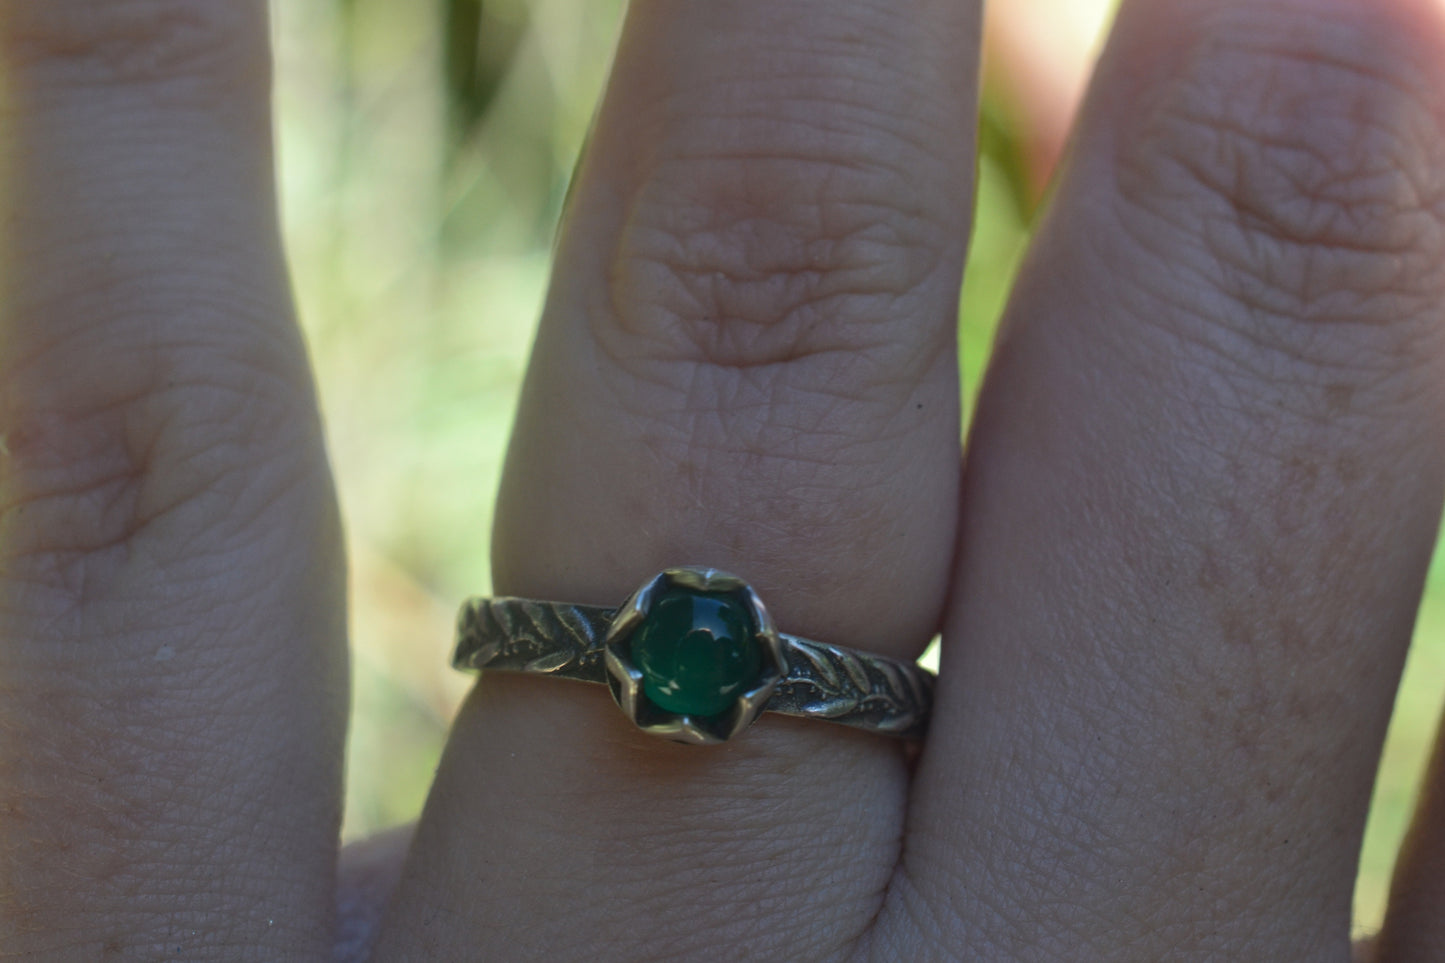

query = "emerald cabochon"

[629,587,763,718]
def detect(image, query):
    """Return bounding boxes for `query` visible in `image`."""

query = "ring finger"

[369,0,980,959]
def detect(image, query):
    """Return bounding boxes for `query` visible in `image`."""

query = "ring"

[451,566,935,745]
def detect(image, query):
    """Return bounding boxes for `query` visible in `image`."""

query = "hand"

[4,0,1445,960]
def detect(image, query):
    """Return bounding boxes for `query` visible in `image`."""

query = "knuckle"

[579,142,961,575]
[2,0,261,92]
[0,337,315,611]
[1115,5,1445,380]
[502,23,959,639]
[604,144,955,386]
[536,71,967,599]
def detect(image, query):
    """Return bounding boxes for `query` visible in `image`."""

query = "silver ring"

[451,566,934,745]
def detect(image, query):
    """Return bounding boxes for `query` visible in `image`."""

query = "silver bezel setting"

[603,567,788,745]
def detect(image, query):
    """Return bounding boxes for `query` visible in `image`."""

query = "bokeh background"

[270,0,1445,938]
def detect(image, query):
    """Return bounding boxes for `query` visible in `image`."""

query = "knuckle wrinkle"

[1117,5,1445,345]
[1,0,261,91]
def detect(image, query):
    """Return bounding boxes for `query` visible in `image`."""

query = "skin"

[1,0,1444,959]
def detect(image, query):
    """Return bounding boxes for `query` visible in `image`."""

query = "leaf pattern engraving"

[452,598,613,685]
[841,645,873,695]
[778,636,932,738]
[524,649,578,674]
[793,637,843,689]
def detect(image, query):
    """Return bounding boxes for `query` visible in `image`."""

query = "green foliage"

[441,0,529,148]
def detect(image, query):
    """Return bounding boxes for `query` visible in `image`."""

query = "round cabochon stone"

[630,588,763,717]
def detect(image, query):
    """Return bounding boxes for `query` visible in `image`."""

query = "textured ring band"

[452,567,935,745]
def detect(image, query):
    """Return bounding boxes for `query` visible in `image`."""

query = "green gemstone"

[630,588,763,717]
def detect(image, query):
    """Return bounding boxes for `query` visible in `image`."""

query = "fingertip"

[1107,0,1445,100]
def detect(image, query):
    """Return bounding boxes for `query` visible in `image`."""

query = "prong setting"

[604,567,787,744]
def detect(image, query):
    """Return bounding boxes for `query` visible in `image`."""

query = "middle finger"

[906,0,1445,956]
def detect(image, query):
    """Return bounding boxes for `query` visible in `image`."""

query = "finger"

[371,0,978,958]
[335,827,413,963]
[1375,714,1445,961]
[0,3,345,957]
[895,0,1445,957]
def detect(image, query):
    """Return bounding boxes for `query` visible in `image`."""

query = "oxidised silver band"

[452,568,933,745]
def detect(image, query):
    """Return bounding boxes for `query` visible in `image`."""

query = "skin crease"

[1,1,1445,962]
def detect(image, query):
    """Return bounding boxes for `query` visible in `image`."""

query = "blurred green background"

[270,0,1444,939]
